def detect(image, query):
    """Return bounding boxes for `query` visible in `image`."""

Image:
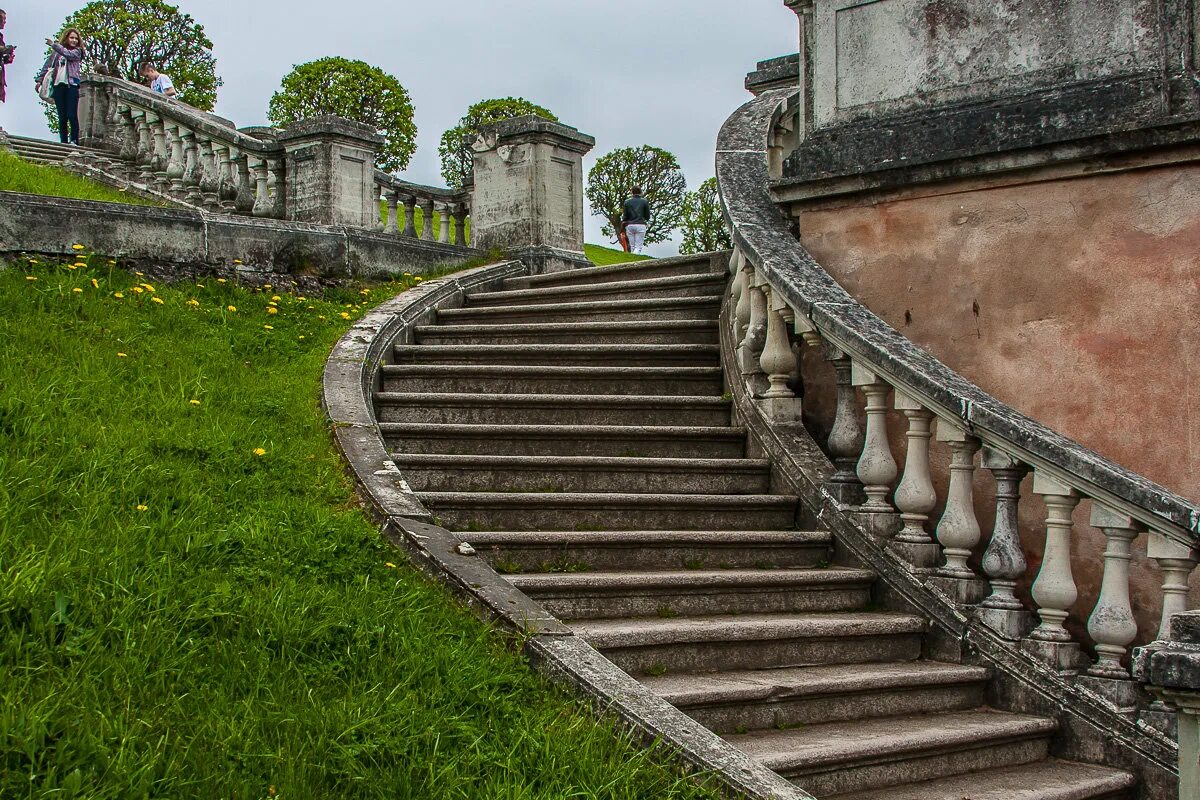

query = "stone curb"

[321,259,813,800]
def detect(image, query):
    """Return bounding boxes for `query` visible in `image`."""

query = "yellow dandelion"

[414,276,423,282]
[90,278,99,288]
[134,271,144,277]
[263,324,274,330]
[217,278,227,284]
[252,447,266,457]
[384,562,397,568]
[107,260,116,266]
[186,299,200,307]
[71,244,85,251]
[340,312,351,320]
[359,289,370,296]
[151,296,164,305]
[113,292,124,298]
[25,276,36,281]
[318,315,326,320]
[271,295,281,302]
[298,335,305,340]
[67,265,77,271]
[141,284,155,292]
[267,307,278,315]
[189,399,201,406]
[135,504,148,511]
[227,305,237,312]
[196,283,204,288]
[233,259,243,265]
[402,272,412,277]
[263,283,272,289]
[72,287,83,294]
[132,286,144,294]
[307,306,315,310]
[297,296,306,301]
[117,352,127,357]
[73,262,86,268]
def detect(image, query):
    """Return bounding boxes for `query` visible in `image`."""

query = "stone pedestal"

[470,115,595,272]
[927,574,989,606]
[1074,674,1142,712]
[849,508,901,543]
[1134,609,1200,800]
[974,605,1034,641]
[1022,638,1083,674]
[277,115,383,227]
[756,396,803,424]
[886,540,940,573]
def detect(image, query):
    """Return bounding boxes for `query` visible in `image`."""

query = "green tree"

[268,57,416,173]
[585,146,686,246]
[438,97,557,189]
[679,178,732,255]
[46,0,220,131]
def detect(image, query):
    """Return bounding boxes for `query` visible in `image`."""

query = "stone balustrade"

[718,87,1200,795]
[374,174,471,247]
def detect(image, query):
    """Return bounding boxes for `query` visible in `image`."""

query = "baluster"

[133,111,156,185]
[214,144,236,212]
[401,195,418,237]
[739,270,768,383]
[757,286,800,421]
[1023,472,1083,672]
[453,206,469,245]
[419,198,436,240]
[890,392,940,570]
[198,138,220,208]
[1085,506,1143,681]
[934,424,982,577]
[1148,530,1199,640]
[976,448,1032,639]
[733,258,753,346]
[180,130,202,205]
[729,249,746,318]
[269,159,287,218]
[118,105,139,175]
[234,152,255,215]
[165,121,185,196]
[851,365,899,540]
[825,348,865,506]
[437,202,452,243]
[384,190,398,232]
[251,158,272,218]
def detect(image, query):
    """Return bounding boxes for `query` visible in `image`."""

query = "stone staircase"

[373,253,1137,799]
[6,134,87,165]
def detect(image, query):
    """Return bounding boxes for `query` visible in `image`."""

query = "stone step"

[466,272,728,307]
[502,253,725,290]
[464,530,832,571]
[831,758,1135,800]
[374,392,732,426]
[392,343,719,367]
[435,295,722,325]
[378,364,723,396]
[416,491,798,532]
[573,611,925,674]
[389,453,771,494]
[379,423,748,458]
[412,319,720,346]
[642,661,990,733]
[730,710,1056,796]
[508,567,876,619]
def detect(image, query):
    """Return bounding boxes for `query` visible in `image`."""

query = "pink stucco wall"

[794,162,1199,649]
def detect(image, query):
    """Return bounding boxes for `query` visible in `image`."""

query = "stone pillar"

[469,115,595,272]
[1022,471,1083,673]
[1133,610,1200,800]
[276,115,383,227]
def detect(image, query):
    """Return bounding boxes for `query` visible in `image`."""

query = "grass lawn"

[0,250,720,799]
[0,150,161,206]
[584,243,652,267]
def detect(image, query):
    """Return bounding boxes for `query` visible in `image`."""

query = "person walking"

[139,62,176,97]
[0,10,15,106]
[621,186,651,255]
[35,29,85,144]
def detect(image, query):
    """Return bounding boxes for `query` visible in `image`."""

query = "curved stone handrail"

[373,172,471,246]
[716,88,1199,546]
[321,260,812,800]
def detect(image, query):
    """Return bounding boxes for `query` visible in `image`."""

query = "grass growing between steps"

[0,150,161,206]
[585,243,653,266]
[0,252,723,800]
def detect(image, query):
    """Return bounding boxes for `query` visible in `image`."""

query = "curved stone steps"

[501,254,725,290]
[641,661,990,732]
[412,319,720,346]
[466,272,728,307]
[374,392,732,426]
[378,363,723,396]
[507,567,876,618]
[388,453,771,495]
[392,342,719,366]
[832,759,1136,800]
[463,529,832,571]
[433,294,723,324]
[378,422,748,458]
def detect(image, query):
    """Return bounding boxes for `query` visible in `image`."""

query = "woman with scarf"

[35,28,86,144]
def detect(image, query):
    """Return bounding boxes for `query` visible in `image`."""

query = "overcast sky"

[1,1,798,255]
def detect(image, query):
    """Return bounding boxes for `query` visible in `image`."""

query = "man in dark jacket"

[621,186,651,254]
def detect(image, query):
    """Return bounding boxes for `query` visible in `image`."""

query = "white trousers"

[625,223,648,254]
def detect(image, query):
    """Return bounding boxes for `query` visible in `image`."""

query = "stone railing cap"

[277,115,384,146]
[476,115,595,151]
[84,74,239,130]
[745,52,800,93]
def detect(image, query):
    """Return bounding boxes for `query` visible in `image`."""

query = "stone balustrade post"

[739,271,769,385]
[198,139,220,208]
[975,448,1033,640]
[1086,506,1143,680]
[180,130,202,205]
[928,423,988,604]
[419,199,436,241]
[729,250,746,336]
[165,122,186,196]
[133,111,156,184]
[470,115,596,271]
[1023,472,1083,672]
[734,258,754,346]
[453,206,469,245]
[233,151,254,214]
[251,158,272,218]
[851,364,900,541]
[383,191,398,233]
[269,159,287,219]
[276,116,383,226]
[437,202,452,243]
[117,105,139,178]
[1133,610,1200,800]
[1148,531,1199,640]
[148,114,169,187]
[401,195,418,237]
[212,143,235,211]
[825,348,865,506]
[890,392,939,570]
[757,286,801,422]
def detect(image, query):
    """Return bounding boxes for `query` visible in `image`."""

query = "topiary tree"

[46,0,221,131]
[679,178,732,255]
[585,146,686,246]
[438,97,557,189]
[268,57,416,174]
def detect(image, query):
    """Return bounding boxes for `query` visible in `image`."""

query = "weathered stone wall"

[793,161,1200,647]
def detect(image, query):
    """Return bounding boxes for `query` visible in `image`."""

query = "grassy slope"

[584,243,652,266]
[0,252,719,799]
[0,151,160,206]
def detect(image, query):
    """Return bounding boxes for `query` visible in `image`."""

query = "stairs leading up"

[6,134,87,165]
[372,252,1136,799]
